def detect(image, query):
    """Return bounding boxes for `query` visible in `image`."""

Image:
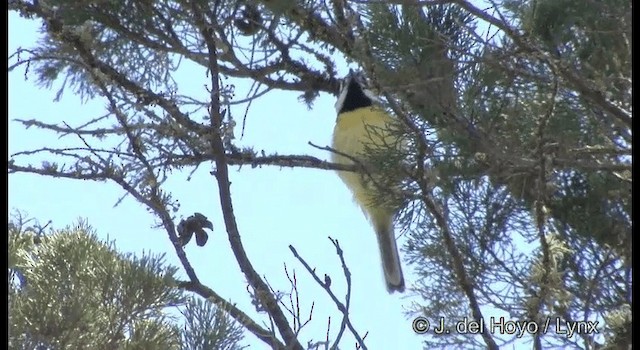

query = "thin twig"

[289,240,367,350]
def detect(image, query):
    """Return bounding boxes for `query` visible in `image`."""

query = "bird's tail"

[374,216,405,293]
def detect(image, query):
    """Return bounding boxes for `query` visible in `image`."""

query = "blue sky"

[8,12,427,349]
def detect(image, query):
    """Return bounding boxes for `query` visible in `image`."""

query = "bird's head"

[334,70,381,114]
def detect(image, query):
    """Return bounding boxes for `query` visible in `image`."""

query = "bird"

[331,71,405,293]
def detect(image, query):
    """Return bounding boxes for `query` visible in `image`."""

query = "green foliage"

[404,178,536,348]
[362,2,630,348]
[180,298,246,350]
[514,0,631,102]
[8,218,183,349]
[364,4,474,68]
[8,215,245,350]
[364,5,474,123]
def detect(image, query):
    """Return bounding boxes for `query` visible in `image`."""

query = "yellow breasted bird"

[332,71,405,293]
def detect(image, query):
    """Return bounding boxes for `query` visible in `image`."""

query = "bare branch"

[289,240,367,350]
[188,0,302,348]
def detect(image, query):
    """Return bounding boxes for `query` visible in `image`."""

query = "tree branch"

[188,1,302,348]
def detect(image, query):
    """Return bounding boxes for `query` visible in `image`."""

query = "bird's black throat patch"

[338,79,373,114]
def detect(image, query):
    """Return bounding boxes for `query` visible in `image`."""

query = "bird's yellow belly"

[331,107,395,215]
